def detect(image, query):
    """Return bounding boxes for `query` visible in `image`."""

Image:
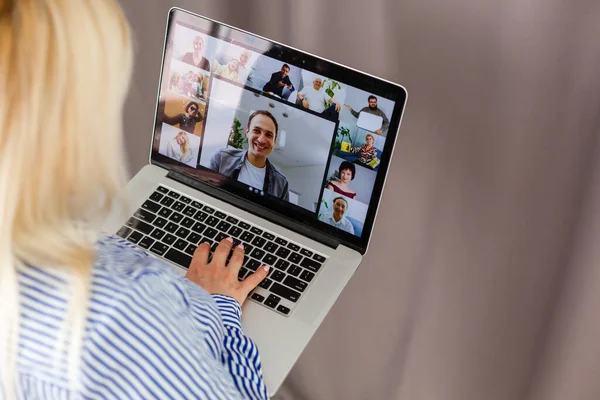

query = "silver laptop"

[103,7,407,395]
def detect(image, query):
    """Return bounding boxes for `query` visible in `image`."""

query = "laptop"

[357,111,384,133]
[103,7,407,395]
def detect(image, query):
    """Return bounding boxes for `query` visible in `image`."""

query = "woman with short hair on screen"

[162,100,204,134]
[350,133,378,166]
[167,131,194,164]
[327,161,357,199]
[0,1,269,399]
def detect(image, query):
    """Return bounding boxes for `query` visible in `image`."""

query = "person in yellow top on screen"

[166,131,194,164]
[209,110,290,200]
[321,196,355,235]
[213,58,240,82]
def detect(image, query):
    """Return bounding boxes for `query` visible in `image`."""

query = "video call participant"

[326,161,357,199]
[349,133,378,167]
[262,64,294,98]
[208,110,290,200]
[213,58,240,82]
[344,95,390,135]
[321,196,355,235]
[167,131,194,164]
[181,35,210,71]
[297,76,341,121]
[162,101,204,134]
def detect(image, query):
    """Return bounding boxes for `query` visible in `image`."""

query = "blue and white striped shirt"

[8,235,269,399]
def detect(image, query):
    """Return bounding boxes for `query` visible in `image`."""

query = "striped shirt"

[7,235,269,399]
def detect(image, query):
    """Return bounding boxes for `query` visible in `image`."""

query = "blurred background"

[117,1,600,399]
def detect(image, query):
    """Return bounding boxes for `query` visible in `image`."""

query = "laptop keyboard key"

[138,236,155,249]
[263,254,277,266]
[203,205,215,214]
[162,234,176,245]
[313,254,326,263]
[262,232,275,241]
[188,232,202,245]
[270,283,300,303]
[215,232,228,243]
[174,239,187,251]
[300,270,315,283]
[157,186,169,194]
[287,243,300,252]
[275,247,290,259]
[204,227,217,239]
[214,211,226,219]
[116,226,132,239]
[160,196,175,207]
[247,259,261,271]
[283,276,307,292]
[251,293,265,303]
[150,242,168,256]
[288,252,302,264]
[167,191,180,199]
[181,217,195,228]
[250,227,263,235]
[300,258,322,273]
[258,278,272,290]
[183,206,196,217]
[154,217,167,228]
[206,216,219,227]
[179,195,192,204]
[185,243,196,256]
[169,212,183,223]
[264,294,280,308]
[300,248,313,257]
[228,226,243,238]
[288,265,302,277]
[226,216,239,224]
[250,248,265,260]
[275,258,290,272]
[271,270,285,282]
[158,208,172,218]
[150,190,164,202]
[275,237,288,246]
[251,236,266,248]
[240,231,254,243]
[127,230,143,244]
[172,201,185,212]
[277,305,291,315]
[165,222,178,234]
[216,221,231,232]
[191,201,204,209]
[238,221,251,230]
[175,227,190,239]
[264,241,278,253]
[142,200,161,213]
[126,218,153,235]
[164,248,192,269]
[194,210,208,222]
[134,208,156,223]
[238,267,249,280]
[150,229,165,241]
[190,222,205,235]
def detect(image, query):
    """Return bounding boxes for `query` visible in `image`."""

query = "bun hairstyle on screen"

[0,0,132,395]
[247,109,279,140]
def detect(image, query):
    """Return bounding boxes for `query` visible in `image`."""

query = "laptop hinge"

[166,170,340,250]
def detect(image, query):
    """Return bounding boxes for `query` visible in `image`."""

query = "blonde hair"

[365,133,375,142]
[0,0,132,396]
[176,131,190,161]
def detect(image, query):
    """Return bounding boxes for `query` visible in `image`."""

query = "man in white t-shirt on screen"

[297,77,341,121]
[208,110,290,200]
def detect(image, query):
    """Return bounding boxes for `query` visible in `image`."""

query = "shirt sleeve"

[380,110,390,133]
[350,107,360,119]
[84,261,268,400]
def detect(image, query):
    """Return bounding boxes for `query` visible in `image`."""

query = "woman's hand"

[185,237,270,306]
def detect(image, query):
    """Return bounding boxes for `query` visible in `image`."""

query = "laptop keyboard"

[115,185,327,317]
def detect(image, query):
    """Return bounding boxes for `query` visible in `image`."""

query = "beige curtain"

[118,0,600,398]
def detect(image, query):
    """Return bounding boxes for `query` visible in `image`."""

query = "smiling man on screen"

[209,110,290,201]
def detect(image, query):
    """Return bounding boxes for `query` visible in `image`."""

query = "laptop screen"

[150,8,407,253]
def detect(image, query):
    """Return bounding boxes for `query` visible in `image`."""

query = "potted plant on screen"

[227,118,248,149]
